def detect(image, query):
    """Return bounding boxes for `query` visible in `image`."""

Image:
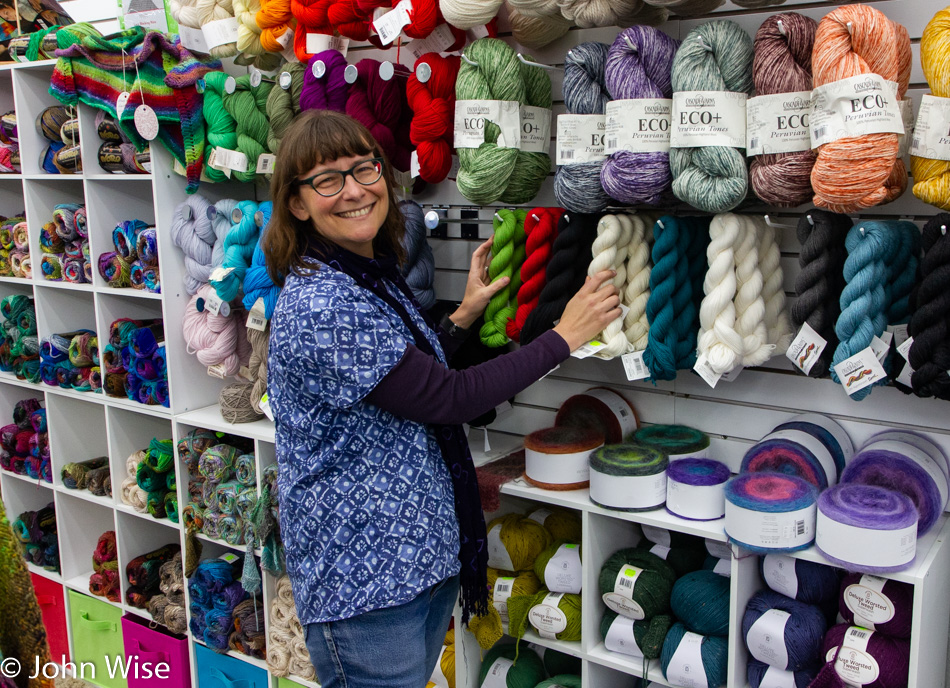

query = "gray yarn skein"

[642,0,724,16]
[398,200,437,310]
[670,20,754,213]
[554,42,614,214]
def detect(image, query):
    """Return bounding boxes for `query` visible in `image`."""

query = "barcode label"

[796,520,805,535]
[607,138,618,149]
[495,581,511,595]
[621,351,649,381]
[561,149,573,160]
[749,137,758,150]
[814,126,828,141]
[912,137,921,150]
[618,576,634,591]
[851,629,869,640]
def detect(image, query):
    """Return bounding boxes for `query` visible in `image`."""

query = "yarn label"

[520,106,552,155]
[810,75,903,147]
[887,324,909,350]
[832,347,888,396]
[844,576,894,627]
[898,99,914,157]
[247,298,268,331]
[454,100,522,149]
[492,576,515,631]
[256,154,276,175]
[581,387,638,437]
[816,505,917,570]
[603,565,645,619]
[712,558,730,577]
[827,627,879,686]
[528,592,567,639]
[896,335,914,361]
[604,614,644,657]
[208,147,249,175]
[556,114,606,164]
[649,544,671,560]
[525,446,593,485]
[481,658,513,688]
[747,609,791,669]
[762,554,799,599]
[621,351,650,381]
[870,334,890,364]
[591,470,666,511]
[604,98,673,154]
[203,292,224,317]
[526,508,552,526]
[759,666,796,688]
[705,539,731,560]
[643,525,671,547]
[406,24,456,63]
[304,34,349,57]
[693,353,724,389]
[202,17,239,50]
[259,392,274,421]
[543,544,582,594]
[910,95,950,161]
[724,501,816,549]
[671,90,747,149]
[665,631,709,688]
[207,363,228,379]
[667,478,726,521]
[745,91,812,155]
[786,322,828,376]
[178,26,208,54]
[372,0,412,45]
[486,523,515,570]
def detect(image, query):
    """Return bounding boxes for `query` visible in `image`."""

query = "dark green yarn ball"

[599,610,674,659]
[598,548,678,621]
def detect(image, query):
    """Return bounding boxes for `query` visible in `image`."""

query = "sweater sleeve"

[365,329,570,425]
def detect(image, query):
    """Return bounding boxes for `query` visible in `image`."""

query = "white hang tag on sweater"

[786,322,827,375]
[454,100,522,149]
[134,105,159,141]
[833,347,887,396]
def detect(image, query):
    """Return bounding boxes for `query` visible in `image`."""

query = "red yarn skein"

[507,207,562,342]
[291,0,335,62]
[327,0,373,39]
[407,53,460,183]
[346,59,414,172]
[404,0,466,45]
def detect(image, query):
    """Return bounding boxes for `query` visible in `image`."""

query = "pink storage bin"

[121,613,191,688]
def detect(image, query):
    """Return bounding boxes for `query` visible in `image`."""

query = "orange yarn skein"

[810,4,899,213]
[257,0,295,52]
[882,21,912,205]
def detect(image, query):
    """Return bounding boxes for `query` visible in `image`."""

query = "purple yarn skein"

[838,572,914,639]
[668,457,730,486]
[300,50,349,113]
[601,26,680,206]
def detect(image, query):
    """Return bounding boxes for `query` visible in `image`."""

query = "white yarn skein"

[169,0,201,27]
[623,214,652,352]
[233,0,266,56]
[641,0,724,15]
[697,213,745,374]
[440,0,502,29]
[507,0,562,17]
[752,216,793,356]
[196,0,239,58]
[734,215,772,367]
[588,213,634,359]
[557,0,667,28]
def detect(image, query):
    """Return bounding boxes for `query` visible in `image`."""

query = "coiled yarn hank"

[455,38,552,205]
[908,214,950,399]
[440,0,500,30]
[554,41,613,214]
[257,0,293,51]
[641,0,721,16]
[170,0,238,58]
[623,215,653,351]
[883,22,911,207]
[346,59,414,173]
[750,13,818,207]
[201,72,240,184]
[398,201,436,310]
[266,63,304,154]
[733,215,771,367]
[233,0,277,65]
[172,195,224,295]
[184,285,252,377]
[300,50,349,114]
[213,200,262,302]
[913,8,950,210]
[508,207,561,342]
[670,20,754,213]
[697,213,744,374]
[587,213,633,358]
[221,75,274,183]
[558,0,666,29]
[407,53,461,184]
[480,209,527,348]
[601,26,679,207]
[506,7,572,51]
[810,5,899,213]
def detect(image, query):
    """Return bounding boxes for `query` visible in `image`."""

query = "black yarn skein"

[908,213,950,400]
[520,212,598,345]
[790,209,851,377]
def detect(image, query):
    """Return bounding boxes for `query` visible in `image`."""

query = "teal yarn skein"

[212,201,263,303]
[661,623,729,687]
[830,222,897,400]
[885,220,920,326]
[478,644,544,687]
[670,20,754,213]
[670,570,731,636]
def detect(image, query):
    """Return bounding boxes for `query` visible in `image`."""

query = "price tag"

[897,335,914,361]
[467,25,490,40]
[257,154,277,174]
[833,347,888,396]
[372,0,412,45]
[621,351,649,381]
[134,105,159,141]
[259,392,274,421]
[116,91,131,119]
[247,297,268,331]
[570,339,608,359]
[693,353,722,389]
[786,322,828,375]
[207,363,228,379]
[202,17,239,49]
[203,292,224,316]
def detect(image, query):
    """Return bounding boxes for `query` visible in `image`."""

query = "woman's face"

[289,153,389,259]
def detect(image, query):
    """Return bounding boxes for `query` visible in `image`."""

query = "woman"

[264,110,620,688]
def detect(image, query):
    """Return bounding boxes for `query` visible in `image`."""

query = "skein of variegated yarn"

[882,21,912,206]
[913,7,950,210]
[810,4,900,213]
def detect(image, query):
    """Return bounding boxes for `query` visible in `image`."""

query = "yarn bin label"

[543,544,582,594]
[492,576,516,632]
[481,658,514,688]
[786,322,828,376]
[603,564,646,619]
[604,99,673,154]
[745,91,812,156]
[520,107,552,155]
[671,91,747,150]
[724,501,816,550]
[201,17,240,50]
[844,576,895,628]
[528,592,567,639]
[832,347,887,396]
[486,523,515,570]
[759,666,796,688]
[665,631,709,688]
[762,555,799,599]
[910,95,950,162]
[816,501,917,569]
[454,100,522,150]
[556,114,606,165]
[826,627,880,686]
[809,75,902,148]
[604,614,644,657]
[747,608,791,668]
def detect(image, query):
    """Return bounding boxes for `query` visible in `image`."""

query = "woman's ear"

[289,192,311,222]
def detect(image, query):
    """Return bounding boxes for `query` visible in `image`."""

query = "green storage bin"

[68,590,127,688]
[277,679,310,688]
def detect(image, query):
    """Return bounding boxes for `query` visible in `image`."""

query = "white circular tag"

[424,210,440,229]
[207,206,218,221]
[254,210,264,227]
[249,69,262,88]
[115,91,131,119]
[344,64,358,84]
[416,62,431,83]
[312,60,326,79]
[134,105,159,141]
[379,60,394,81]
[231,207,244,224]
[279,71,292,90]
[181,204,193,221]
[224,76,237,94]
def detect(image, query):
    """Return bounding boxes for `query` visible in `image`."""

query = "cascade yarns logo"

[846,369,874,386]
[783,96,811,111]
[854,77,882,94]
[685,94,715,108]
[798,342,816,366]
[644,103,671,115]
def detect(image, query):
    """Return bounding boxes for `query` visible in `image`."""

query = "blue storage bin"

[194,643,268,688]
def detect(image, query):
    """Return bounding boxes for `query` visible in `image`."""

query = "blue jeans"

[304,575,460,688]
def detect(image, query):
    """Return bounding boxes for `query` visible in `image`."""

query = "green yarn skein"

[598,548,677,620]
[478,644,544,688]
[599,610,674,659]
[456,38,552,205]
[266,63,305,155]
[481,208,527,348]
[507,591,583,642]
[201,71,240,184]
[220,74,274,183]
[535,676,581,688]
[640,543,706,578]
[486,513,552,571]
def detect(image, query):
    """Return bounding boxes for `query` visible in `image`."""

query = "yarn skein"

[630,424,709,459]
[760,553,840,607]
[600,610,673,659]
[670,570,730,636]
[913,8,950,210]
[588,444,668,512]
[485,513,552,571]
[622,215,652,351]
[558,0,667,29]
[467,568,542,650]
[506,7,572,51]
[480,209,527,348]
[748,659,816,688]
[838,572,914,639]
[724,473,818,553]
[666,458,729,521]
[266,63,304,154]
[507,207,561,342]
[697,212,745,374]
[821,624,910,688]
[407,53,461,184]
[598,547,677,621]
[477,645,544,688]
[507,590,582,641]
[908,214,950,399]
[734,215,772,367]
[742,589,828,671]
[300,50,350,114]
[587,213,633,358]
[661,624,728,688]
[398,201,436,310]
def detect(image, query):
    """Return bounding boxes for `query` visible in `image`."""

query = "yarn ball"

[588,443,668,512]
[508,590,582,642]
[838,572,914,639]
[743,589,828,671]
[670,570,731,636]
[486,513,552,571]
[724,473,818,553]
[598,547,677,620]
[868,430,950,486]
[748,659,817,688]
[535,676,580,688]
[533,541,582,593]
[554,388,639,444]
[525,507,581,543]
[478,644,544,688]
[760,553,840,607]
[816,484,918,574]
[468,568,543,650]
[600,610,673,659]
[523,426,602,490]
[913,7,950,210]
[666,458,730,521]
[773,415,853,475]
[821,624,910,688]
[741,430,838,490]
[641,542,705,578]
[629,425,709,458]
[660,623,728,688]
[540,648,581,677]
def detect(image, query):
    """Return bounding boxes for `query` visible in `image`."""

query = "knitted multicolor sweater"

[50,28,220,193]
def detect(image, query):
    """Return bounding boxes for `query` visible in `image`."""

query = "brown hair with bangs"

[263,110,406,285]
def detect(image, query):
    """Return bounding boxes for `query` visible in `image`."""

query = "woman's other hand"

[553,270,622,351]
[448,236,509,330]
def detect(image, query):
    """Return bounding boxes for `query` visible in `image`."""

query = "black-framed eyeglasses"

[295,157,385,197]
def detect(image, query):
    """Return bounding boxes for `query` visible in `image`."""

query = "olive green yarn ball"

[508,591,583,642]
[526,506,581,542]
[535,676,581,688]
[533,541,582,590]
[487,513,552,571]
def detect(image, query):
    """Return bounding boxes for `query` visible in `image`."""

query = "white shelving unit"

[1,1,950,688]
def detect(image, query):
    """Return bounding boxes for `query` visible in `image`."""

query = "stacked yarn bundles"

[0,399,48,482]
[134,438,177,522]
[146,551,187,634]
[188,555,255,653]
[742,588,827,685]
[221,74,275,181]
[814,624,910,688]
[267,575,315,679]
[345,59,414,175]
[0,110,18,173]
[170,0,238,59]
[12,503,58,571]
[299,50,350,114]
[407,54,461,184]
[659,569,730,686]
[39,330,99,393]
[266,63,304,154]
[908,214,950,399]
[125,542,181,608]
[99,219,159,293]
[103,319,169,407]
[120,449,149,513]
[670,21,754,213]
[37,105,80,174]
[41,203,89,283]
[233,0,281,70]
[0,295,39,382]
[95,111,149,174]
[61,456,110,495]
[455,38,551,205]
[193,439,255,545]
[185,284,252,378]
[172,195,229,295]
[90,530,119,600]
[838,573,913,639]
[212,201,263,302]
[0,215,28,278]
